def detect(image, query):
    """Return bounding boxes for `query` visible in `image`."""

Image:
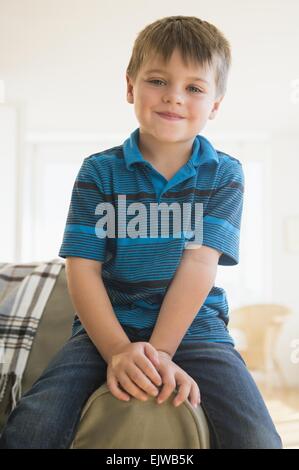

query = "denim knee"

[237,422,283,449]
[0,395,76,449]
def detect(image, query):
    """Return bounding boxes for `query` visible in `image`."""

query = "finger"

[156,380,176,404]
[119,372,151,402]
[127,363,160,397]
[189,384,201,407]
[173,382,191,407]
[107,374,131,402]
[143,343,160,370]
[135,354,163,389]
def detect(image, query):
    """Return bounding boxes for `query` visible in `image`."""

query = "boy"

[0,15,282,449]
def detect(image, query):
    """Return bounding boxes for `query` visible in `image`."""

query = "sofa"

[0,263,210,448]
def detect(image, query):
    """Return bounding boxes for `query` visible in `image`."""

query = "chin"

[153,131,184,141]
[151,125,184,135]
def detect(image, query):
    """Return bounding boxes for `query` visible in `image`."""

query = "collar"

[123,127,219,171]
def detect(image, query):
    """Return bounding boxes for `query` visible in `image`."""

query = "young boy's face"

[126,48,224,143]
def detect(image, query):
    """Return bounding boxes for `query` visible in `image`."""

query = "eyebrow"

[144,69,210,84]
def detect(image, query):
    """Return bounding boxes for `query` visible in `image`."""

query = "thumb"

[144,343,160,367]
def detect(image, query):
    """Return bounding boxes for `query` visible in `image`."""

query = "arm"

[65,256,131,363]
[148,245,221,359]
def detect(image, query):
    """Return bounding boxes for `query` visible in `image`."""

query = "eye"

[148,79,165,86]
[147,80,202,94]
[188,86,202,94]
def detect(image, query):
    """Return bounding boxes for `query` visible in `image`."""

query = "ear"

[126,73,134,104]
[208,95,224,120]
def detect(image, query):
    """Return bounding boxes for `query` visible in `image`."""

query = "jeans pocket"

[69,330,88,343]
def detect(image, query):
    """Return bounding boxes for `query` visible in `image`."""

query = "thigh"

[0,331,107,448]
[172,341,283,449]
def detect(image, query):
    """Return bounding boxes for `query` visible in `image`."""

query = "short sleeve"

[201,160,245,266]
[58,158,107,262]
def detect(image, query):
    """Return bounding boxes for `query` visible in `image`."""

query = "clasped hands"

[106,341,200,409]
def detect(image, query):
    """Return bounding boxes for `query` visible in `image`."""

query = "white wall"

[0,0,298,134]
[0,0,299,385]
[271,136,299,387]
[0,105,17,261]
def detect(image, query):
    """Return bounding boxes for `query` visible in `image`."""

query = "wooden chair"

[229,304,291,388]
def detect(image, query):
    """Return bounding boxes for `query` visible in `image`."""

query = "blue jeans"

[0,326,283,449]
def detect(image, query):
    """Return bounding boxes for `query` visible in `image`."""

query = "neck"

[138,130,195,167]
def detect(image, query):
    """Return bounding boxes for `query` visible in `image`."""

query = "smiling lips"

[156,112,185,121]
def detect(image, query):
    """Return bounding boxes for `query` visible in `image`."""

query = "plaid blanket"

[0,259,64,413]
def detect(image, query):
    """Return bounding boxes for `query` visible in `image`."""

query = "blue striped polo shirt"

[58,127,244,345]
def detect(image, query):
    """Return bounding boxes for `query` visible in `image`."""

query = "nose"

[162,89,184,105]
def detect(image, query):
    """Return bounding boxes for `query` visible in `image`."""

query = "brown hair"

[126,15,231,98]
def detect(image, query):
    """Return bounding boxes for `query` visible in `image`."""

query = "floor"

[255,381,299,449]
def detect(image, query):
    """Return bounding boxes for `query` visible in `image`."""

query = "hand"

[153,351,201,409]
[106,341,163,403]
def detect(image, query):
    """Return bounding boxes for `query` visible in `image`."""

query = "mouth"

[156,112,185,121]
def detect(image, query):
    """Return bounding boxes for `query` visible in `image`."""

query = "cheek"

[142,85,163,101]
[187,104,204,120]
[191,100,212,119]
[137,95,160,115]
